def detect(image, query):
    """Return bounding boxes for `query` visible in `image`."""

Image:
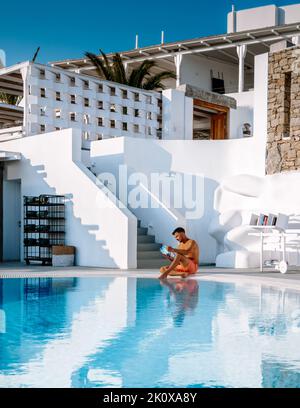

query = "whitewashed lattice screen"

[25,63,161,147]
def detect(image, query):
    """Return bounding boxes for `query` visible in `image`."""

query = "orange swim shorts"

[175,259,198,274]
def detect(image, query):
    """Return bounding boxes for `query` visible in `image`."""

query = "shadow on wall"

[65,196,117,268]
[8,157,117,267]
[93,142,220,264]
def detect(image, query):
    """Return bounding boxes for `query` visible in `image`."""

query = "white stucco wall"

[227,3,300,33]
[90,137,187,250]
[227,91,254,139]
[1,128,137,268]
[180,54,239,93]
[253,52,268,173]
[280,4,300,25]
[3,179,21,261]
[162,89,193,140]
[90,132,266,264]
[89,53,268,264]
[228,5,278,33]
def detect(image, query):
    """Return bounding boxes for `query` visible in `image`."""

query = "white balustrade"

[26,64,161,147]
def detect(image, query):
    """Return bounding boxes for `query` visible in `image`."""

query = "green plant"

[85,50,176,90]
[0,92,21,105]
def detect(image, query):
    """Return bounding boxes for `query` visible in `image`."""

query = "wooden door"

[193,99,228,140]
[211,112,227,140]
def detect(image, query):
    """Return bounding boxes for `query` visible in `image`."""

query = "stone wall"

[267,46,300,174]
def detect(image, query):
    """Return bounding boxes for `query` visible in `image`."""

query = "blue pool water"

[0,276,300,388]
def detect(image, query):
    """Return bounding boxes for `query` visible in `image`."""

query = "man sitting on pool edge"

[159,227,199,279]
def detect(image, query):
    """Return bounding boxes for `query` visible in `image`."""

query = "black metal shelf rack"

[23,195,65,265]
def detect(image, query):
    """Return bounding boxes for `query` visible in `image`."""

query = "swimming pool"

[0,276,300,388]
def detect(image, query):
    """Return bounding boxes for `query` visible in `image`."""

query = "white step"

[136,219,168,269]
[137,258,169,269]
[137,235,155,243]
[137,250,165,260]
[137,227,148,235]
[137,243,161,251]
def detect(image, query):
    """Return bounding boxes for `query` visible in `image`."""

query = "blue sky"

[1,0,300,66]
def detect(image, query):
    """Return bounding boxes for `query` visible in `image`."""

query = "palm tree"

[0,92,21,105]
[85,50,176,90]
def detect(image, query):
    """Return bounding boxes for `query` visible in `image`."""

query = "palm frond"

[112,53,127,85]
[143,70,176,90]
[84,49,176,90]
[128,60,156,88]
[85,51,113,80]
[99,49,115,80]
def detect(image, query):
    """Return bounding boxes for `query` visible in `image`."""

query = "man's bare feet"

[159,272,169,280]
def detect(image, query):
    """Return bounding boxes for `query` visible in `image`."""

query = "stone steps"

[136,220,169,269]
[137,258,169,269]
[137,243,161,251]
[137,235,156,244]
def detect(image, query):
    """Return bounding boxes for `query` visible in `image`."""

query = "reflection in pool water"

[0,277,300,388]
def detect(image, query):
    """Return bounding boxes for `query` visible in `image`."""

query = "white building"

[1,4,300,269]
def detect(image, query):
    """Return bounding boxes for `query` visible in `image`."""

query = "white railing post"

[237,45,247,93]
[174,54,183,88]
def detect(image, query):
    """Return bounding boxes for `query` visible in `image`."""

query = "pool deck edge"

[1,263,300,290]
